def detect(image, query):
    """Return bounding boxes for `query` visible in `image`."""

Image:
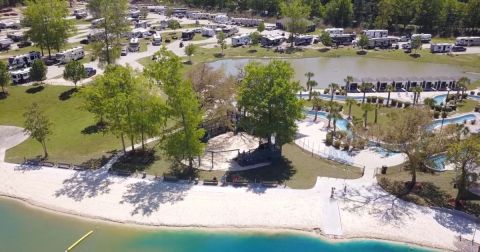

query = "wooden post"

[211,151,214,170]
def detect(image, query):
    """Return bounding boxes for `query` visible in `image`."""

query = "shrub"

[324,88,330,94]
[442,111,448,119]
[445,107,453,112]
[462,93,468,99]
[404,102,411,108]
[477,92,480,96]
[377,97,384,104]
[397,101,403,108]
[366,97,372,103]
[471,120,476,125]
[451,105,457,111]
[433,111,440,118]
[390,99,397,107]
[333,140,341,149]
[325,132,333,146]
[475,106,480,112]
[343,142,350,151]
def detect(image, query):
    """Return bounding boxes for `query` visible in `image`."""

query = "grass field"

[0,85,121,166]
[456,99,479,113]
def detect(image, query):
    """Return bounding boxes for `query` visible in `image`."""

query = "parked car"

[17,41,32,48]
[42,57,57,66]
[451,46,466,52]
[84,67,97,77]
[80,39,90,45]
[121,47,128,56]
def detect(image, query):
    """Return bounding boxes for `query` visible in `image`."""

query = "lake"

[208,57,478,88]
[0,198,434,252]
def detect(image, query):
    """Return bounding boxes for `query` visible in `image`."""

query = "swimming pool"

[428,154,448,171]
[304,110,350,131]
[428,114,477,131]
[433,94,447,106]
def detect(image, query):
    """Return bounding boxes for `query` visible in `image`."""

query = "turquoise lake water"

[0,198,434,252]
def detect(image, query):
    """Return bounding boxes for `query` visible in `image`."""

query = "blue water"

[428,114,476,131]
[305,110,349,131]
[428,154,448,171]
[433,94,447,106]
[298,93,364,102]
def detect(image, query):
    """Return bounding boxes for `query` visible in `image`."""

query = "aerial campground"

[1,0,480,251]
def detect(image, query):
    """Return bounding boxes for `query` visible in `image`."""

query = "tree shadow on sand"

[54,170,112,201]
[120,181,192,216]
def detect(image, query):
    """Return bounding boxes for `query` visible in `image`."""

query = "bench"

[163,175,179,182]
[203,180,218,186]
[73,165,88,171]
[40,161,54,167]
[262,181,278,188]
[233,180,248,187]
[57,163,71,169]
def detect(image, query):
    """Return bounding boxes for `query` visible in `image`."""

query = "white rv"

[135,20,149,29]
[325,28,344,35]
[214,14,229,24]
[10,67,31,84]
[231,18,262,27]
[91,18,104,27]
[367,37,399,49]
[363,29,388,38]
[430,43,452,53]
[129,9,140,18]
[131,28,150,38]
[411,33,432,43]
[129,37,140,52]
[231,34,251,47]
[8,51,41,70]
[222,26,239,37]
[56,47,85,64]
[152,33,162,46]
[455,37,480,46]
[201,27,215,37]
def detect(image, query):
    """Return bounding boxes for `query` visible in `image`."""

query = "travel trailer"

[10,67,31,84]
[455,37,480,47]
[201,27,215,37]
[231,34,251,47]
[0,39,13,50]
[152,33,162,46]
[363,29,388,38]
[0,19,21,29]
[8,51,41,70]
[294,35,314,46]
[430,43,452,53]
[91,18,104,27]
[331,34,356,45]
[222,26,239,37]
[261,35,285,47]
[325,28,344,35]
[231,18,262,27]
[56,47,85,64]
[411,33,432,43]
[131,28,150,38]
[188,12,210,20]
[367,37,399,49]
[6,32,24,42]
[129,37,140,52]
[213,14,229,24]
[135,20,149,29]
[181,30,195,41]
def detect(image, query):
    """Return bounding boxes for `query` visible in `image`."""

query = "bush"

[451,105,457,111]
[377,97,384,104]
[475,106,480,112]
[404,102,411,108]
[462,93,468,99]
[433,111,440,118]
[434,105,442,111]
[325,132,333,146]
[333,140,341,149]
[471,120,476,125]
[390,99,397,107]
[477,92,480,96]
[343,142,350,151]
[442,111,448,119]
[324,88,330,94]
[366,96,372,103]
[397,101,403,108]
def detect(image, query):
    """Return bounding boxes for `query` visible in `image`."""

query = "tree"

[23,0,75,57]
[328,83,339,102]
[217,31,226,56]
[23,103,52,158]
[63,61,85,88]
[410,86,423,106]
[250,32,262,47]
[411,35,422,55]
[167,19,181,30]
[423,97,436,109]
[307,80,318,101]
[345,97,357,120]
[359,82,372,104]
[344,76,353,95]
[361,103,374,127]
[304,72,314,100]
[320,31,332,47]
[0,61,11,96]
[257,21,265,32]
[184,43,197,63]
[30,60,47,84]
[385,84,395,107]
[456,77,470,99]
[375,0,394,28]
[87,0,129,64]
[312,94,323,122]
[325,0,353,27]
[329,104,342,134]
[279,0,311,47]
[358,34,369,51]
[238,60,304,152]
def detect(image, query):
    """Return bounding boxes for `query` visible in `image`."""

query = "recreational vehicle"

[135,20,149,29]
[411,33,432,43]
[10,67,31,84]
[152,33,162,46]
[0,20,20,29]
[325,28,344,35]
[294,35,314,46]
[56,47,85,64]
[131,28,150,38]
[430,43,452,53]
[0,39,13,50]
[188,12,210,20]
[261,35,285,47]
[201,27,215,37]
[367,37,398,49]
[91,18,104,27]
[222,26,239,37]
[231,18,262,27]
[172,8,188,16]
[455,37,480,47]
[129,9,140,18]
[181,30,195,41]
[331,34,356,45]
[214,14,229,24]
[231,34,251,47]
[8,51,41,70]
[6,32,24,42]
[129,38,140,52]
[363,29,388,38]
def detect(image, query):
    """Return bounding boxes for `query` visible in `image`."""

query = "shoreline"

[0,194,442,251]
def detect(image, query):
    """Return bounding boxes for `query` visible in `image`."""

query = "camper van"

[201,27,215,37]
[181,30,195,41]
[129,38,140,52]
[294,35,314,46]
[325,28,344,35]
[455,37,480,47]
[430,43,452,53]
[10,67,31,84]
[411,33,432,43]
[363,29,388,38]
[231,34,251,47]
[8,51,41,70]
[222,26,239,37]
[56,47,84,64]
[152,33,162,46]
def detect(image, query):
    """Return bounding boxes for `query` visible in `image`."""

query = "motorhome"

[331,34,356,45]
[181,30,195,41]
[152,33,162,46]
[172,8,188,16]
[188,12,210,20]
[147,5,165,14]
[91,18,104,27]
[294,35,314,46]
[8,51,41,70]
[10,67,31,84]
[0,19,20,29]
[325,28,344,35]
[411,33,432,43]
[6,32,24,42]
[455,37,480,47]
[363,29,388,38]
[261,35,285,47]
[201,27,215,37]
[129,37,140,52]
[222,26,239,37]
[56,47,84,64]
[367,37,399,49]
[0,39,13,50]
[131,28,150,38]
[231,18,262,27]
[430,43,452,53]
[231,34,251,47]
[214,14,229,24]
[135,20,149,29]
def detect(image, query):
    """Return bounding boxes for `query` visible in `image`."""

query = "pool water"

[305,110,349,131]
[428,114,476,131]
[428,154,448,171]
[433,94,447,106]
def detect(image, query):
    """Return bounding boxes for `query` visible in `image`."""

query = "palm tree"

[423,97,436,109]
[326,101,336,128]
[385,84,395,107]
[374,103,379,124]
[305,72,315,100]
[328,83,339,102]
[344,76,353,96]
[345,97,357,120]
[359,82,373,104]
[410,86,423,106]
[312,95,323,122]
[330,105,342,135]
[456,77,471,103]
[361,103,374,128]
[308,80,318,101]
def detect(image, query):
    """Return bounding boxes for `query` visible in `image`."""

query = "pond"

[208,57,478,88]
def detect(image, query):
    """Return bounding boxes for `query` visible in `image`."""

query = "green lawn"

[0,85,121,166]
[347,102,400,127]
[456,99,479,114]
